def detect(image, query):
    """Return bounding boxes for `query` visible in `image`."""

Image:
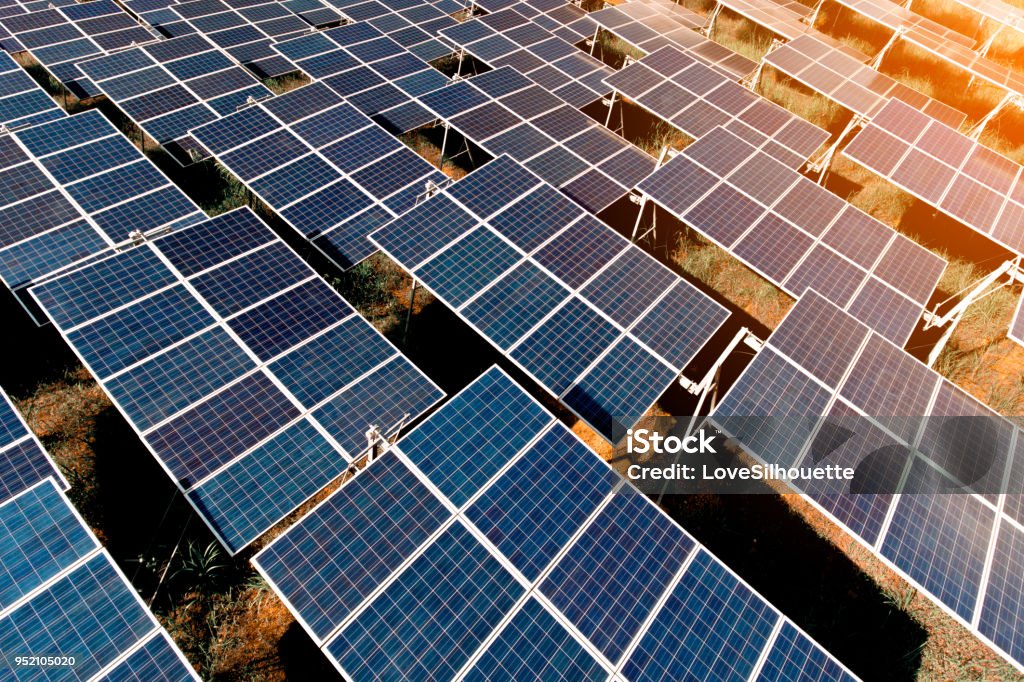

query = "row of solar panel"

[638,125,947,346]
[0,110,206,321]
[0,478,199,680]
[843,98,1024,259]
[414,66,657,214]
[762,33,966,129]
[0,50,66,128]
[605,44,829,168]
[191,79,446,269]
[0,385,67,504]
[0,0,161,98]
[30,206,444,553]
[370,154,729,441]
[253,366,859,681]
[438,6,609,109]
[587,0,756,79]
[710,291,1024,670]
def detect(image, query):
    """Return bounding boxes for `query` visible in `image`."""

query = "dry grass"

[757,71,848,135]
[710,11,775,61]
[672,231,793,329]
[263,72,310,95]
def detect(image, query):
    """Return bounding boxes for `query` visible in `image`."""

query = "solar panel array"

[0,109,205,318]
[947,0,1024,33]
[78,34,274,165]
[828,0,1024,95]
[31,207,444,553]
[124,0,304,78]
[370,155,729,441]
[588,0,757,79]
[762,33,966,129]
[0,50,65,128]
[253,366,857,681]
[315,0,460,62]
[710,289,1024,672]
[842,99,1024,258]
[191,80,445,269]
[414,66,657,214]
[438,7,612,108]
[638,126,947,346]
[0,0,80,53]
[474,0,598,45]
[605,44,829,168]
[0,385,67,503]
[272,21,449,134]
[0,0,160,98]
[0,478,199,680]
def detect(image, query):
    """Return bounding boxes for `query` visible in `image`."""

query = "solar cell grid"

[0,110,204,318]
[711,290,1024,672]
[191,80,445,270]
[606,45,828,166]
[639,125,946,345]
[31,208,443,553]
[587,1,756,78]
[844,99,1024,259]
[0,480,199,681]
[0,51,65,128]
[370,154,729,441]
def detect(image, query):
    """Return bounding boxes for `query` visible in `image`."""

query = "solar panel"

[1011,289,1024,347]
[272,22,448,132]
[0,386,67,504]
[128,0,302,78]
[761,34,966,128]
[190,80,445,270]
[0,0,159,98]
[944,0,1024,34]
[0,109,205,319]
[588,1,757,79]
[638,126,946,345]
[30,207,443,553]
[843,99,1024,258]
[370,154,728,441]
[0,479,199,680]
[826,0,1024,95]
[710,289,1024,672]
[414,67,656,214]
[78,34,274,165]
[253,366,856,680]
[606,45,829,166]
[0,51,65,128]
[438,8,613,108]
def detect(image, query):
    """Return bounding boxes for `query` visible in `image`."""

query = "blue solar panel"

[511,296,619,395]
[190,242,312,317]
[541,492,694,661]
[328,522,523,680]
[580,246,678,327]
[189,419,349,554]
[758,623,857,682]
[400,368,551,507]
[464,597,608,681]
[228,279,354,361]
[105,327,255,431]
[0,480,96,609]
[461,260,568,349]
[467,424,618,579]
[99,632,198,682]
[31,208,443,554]
[371,194,478,268]
[414,227,522,308]
[0,553,155,680]
[488,184,581,253]
[623,549,778,682]
[254,451,448,641]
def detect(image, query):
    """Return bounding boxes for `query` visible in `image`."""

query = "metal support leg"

[804,0,825,26]
[403,279,418,345]
[589,26,599,57]
[870,27,905,69]
[439,121,451,170]
[967,92,1022,139]
[630,195,648,242]
[700,2,722,37]
[604,89,617,130]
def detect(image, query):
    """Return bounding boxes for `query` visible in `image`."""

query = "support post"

[804,0,825,27]
[439,121,451,170]
[589,25,600,57]
[811,114,866,185]
[604,90,618,132]
[403,279,418,345]
[977,21,1004,57]
[966,92,1022,139]
[700,2,723,36]
[870,27,906,69]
